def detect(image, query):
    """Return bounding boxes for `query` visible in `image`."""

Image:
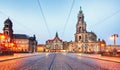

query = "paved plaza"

[0,53,120,70]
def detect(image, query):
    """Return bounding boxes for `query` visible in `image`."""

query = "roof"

[46,32,62,42]
[29,37,35,40]
[4,18,13,25]
[88,31,97,37]
[47,36,62,42]
[107,45,120,47]
[0,33,3,35]
[13,34,29,39]
[37,44,45,46]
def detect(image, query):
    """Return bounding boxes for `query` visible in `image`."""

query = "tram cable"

[0,10,35,34]
[62,0,75,39]
[37,0,51,38]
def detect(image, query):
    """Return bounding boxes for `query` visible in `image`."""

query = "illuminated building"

[46,32,63,52]
[3,18,37,52]
[37,44,45,52]
[68,7,106,53]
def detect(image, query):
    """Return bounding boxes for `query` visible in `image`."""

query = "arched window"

[79,17,81,21]
[79,36,81,41]
[85,35,87,41]
[79,27,82,32]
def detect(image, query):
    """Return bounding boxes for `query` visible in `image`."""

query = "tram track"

[48,53,74,70]
[0,53,119,70]
[48,53,56,70]
[20,53,55,70]
[65,62,73,70]
[20,56,46,70]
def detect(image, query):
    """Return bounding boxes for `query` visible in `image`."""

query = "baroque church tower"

[69,6,105,53]
[75,7,97,43]
[75,7,87,42]
[3,18,13,40]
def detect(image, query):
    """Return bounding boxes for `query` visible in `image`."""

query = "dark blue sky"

[0,0,120,45]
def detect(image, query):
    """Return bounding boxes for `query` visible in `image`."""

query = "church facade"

[46,32,63,52]
[68,7,105,53]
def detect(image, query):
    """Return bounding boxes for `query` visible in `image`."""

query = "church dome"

[91,32,97,37]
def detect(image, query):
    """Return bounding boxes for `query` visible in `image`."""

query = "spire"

[77,6,84,23]
[4,18,12,24]
[79,6,83,14]
[33,34,36,40]
[56,32,58,37]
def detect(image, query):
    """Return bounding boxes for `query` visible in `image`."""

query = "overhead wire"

[91,8,120,29]
[62,0,75,38]
[0,10,35,34]
[89,8,120,44]
[37,0,51,38]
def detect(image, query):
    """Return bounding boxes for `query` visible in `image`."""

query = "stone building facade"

[3,18,37,52]
[46,32,63,52]
[68,7,106,53]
